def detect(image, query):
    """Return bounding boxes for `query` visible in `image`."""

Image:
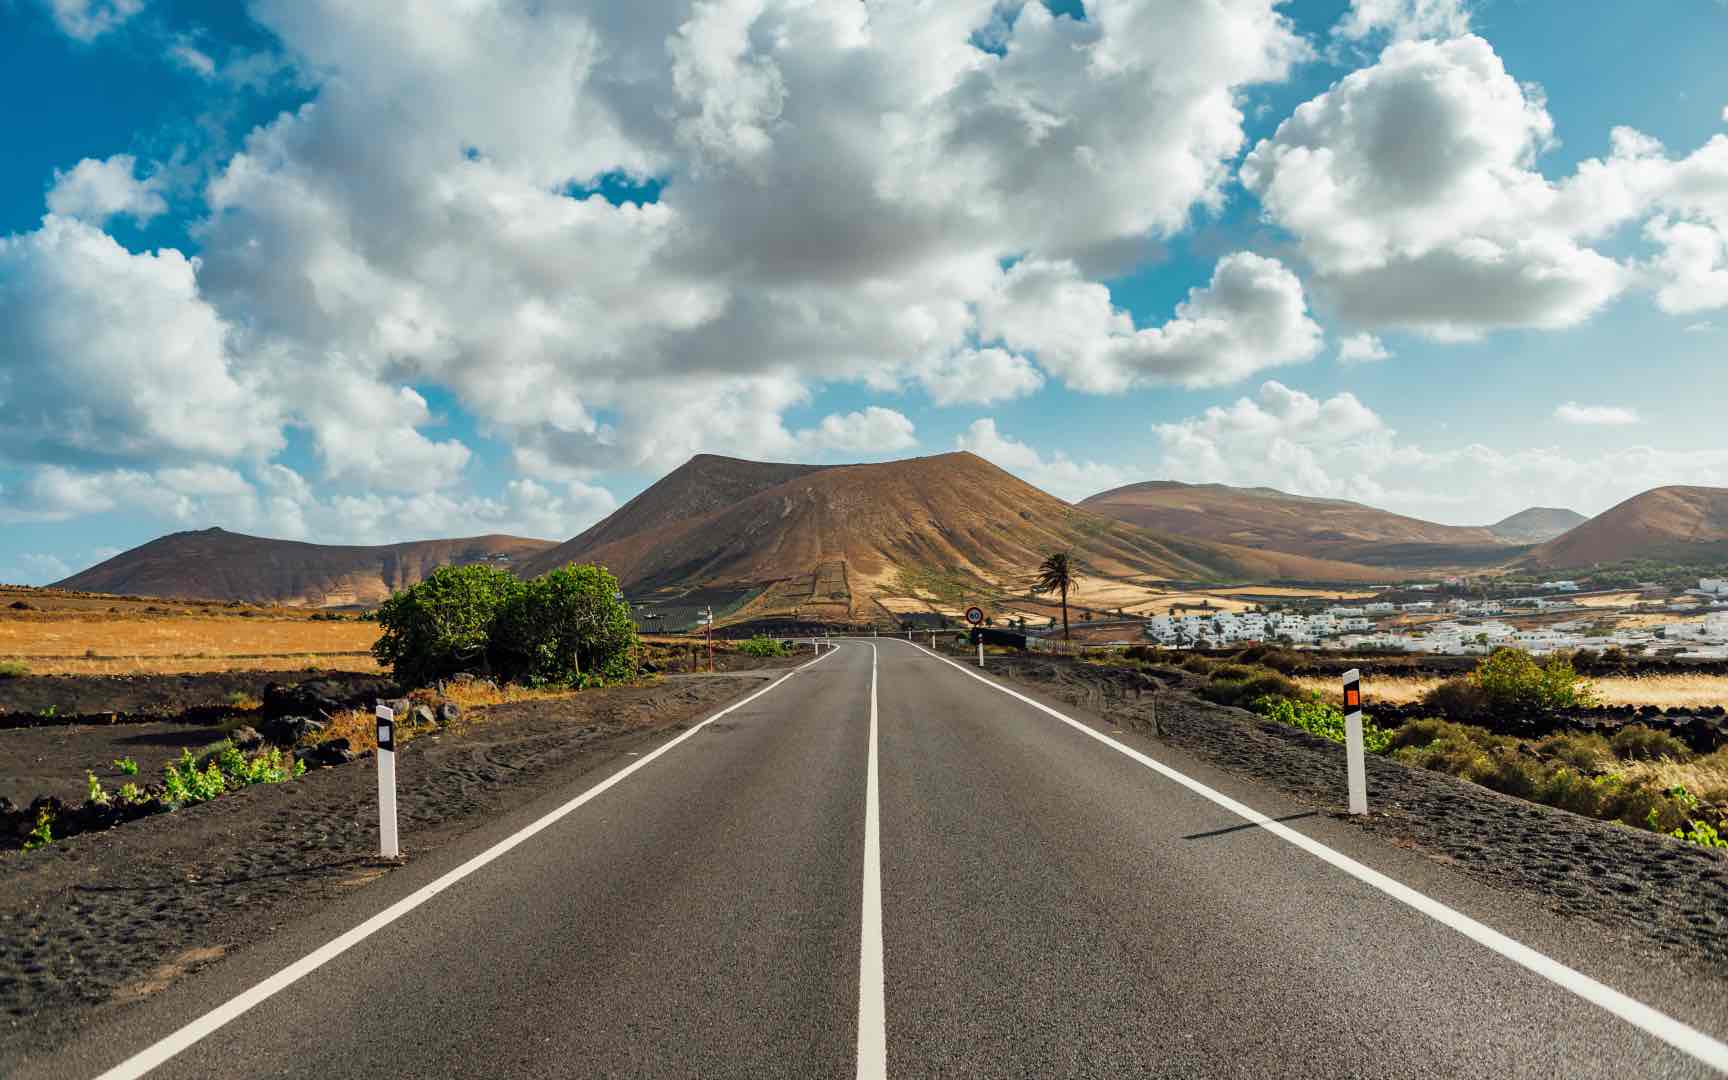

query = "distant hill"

[1520,487,1728,569]
[1078,480,1524,568]
[1488,507,1587,544]
[520,453,1396,623]
[53,529,558,606]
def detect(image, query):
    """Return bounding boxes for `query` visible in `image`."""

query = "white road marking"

[856,642,887,1080]
[91,646,843,1080]
[898,638,1728,1074]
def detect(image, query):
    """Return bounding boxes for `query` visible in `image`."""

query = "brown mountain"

[1078,480,1523,568]
[1488,507,1587,544]
[1520,486,1728,568]
[53,529,558,606]
[520,453,1396,623]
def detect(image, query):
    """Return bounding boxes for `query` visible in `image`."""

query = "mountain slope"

[521,453,1396,613]
[53,529,558,606]
[1078,480,1518,568]
[1489,507,1587,543]
[1520,487,1728,568]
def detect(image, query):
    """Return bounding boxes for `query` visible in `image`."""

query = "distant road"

[29,640,1728,1078]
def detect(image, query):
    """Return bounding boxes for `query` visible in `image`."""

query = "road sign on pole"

[1342,668,1367,815]
[375,704,400,858]
[965,606,984,626]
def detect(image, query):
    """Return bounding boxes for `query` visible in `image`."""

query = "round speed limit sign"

[965,606,984,626]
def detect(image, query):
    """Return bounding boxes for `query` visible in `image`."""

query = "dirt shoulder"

[981,653,1728,978]
[0,661,799,1068]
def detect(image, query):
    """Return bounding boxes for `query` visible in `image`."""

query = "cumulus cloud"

[978,252,1324,392]
[955,418,1128,502]
[39,0,144,42]
[1336,332,1391,364]
[0,215,282,465]
[1151,381,1728,523]
[45,155,167,225]
[1555,402,1641,426]
[794,407,918,454]
[166,41,217,78]
[1335,0,1472,42]
[917,348,1044,406]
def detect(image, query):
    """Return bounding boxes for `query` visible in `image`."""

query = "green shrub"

[373,564,524,687]
[738,635,791,658]
[1421,678,1494,723]
[0,660,28,679]
[1534,732,1613,772]
[1202,669,1304,708]
[113,756,139,776]
[1608,724,1692,762]
[1473,648,1599,714]
[492,564,638,686]
[1253,694,1394,754]
[22,806,53,851]
[1671,820,1728,848]
[1232,645,1308,673]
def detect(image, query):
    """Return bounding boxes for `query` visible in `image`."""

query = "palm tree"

[1033,551,1079,641]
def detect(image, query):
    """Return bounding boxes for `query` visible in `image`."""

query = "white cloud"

[0,215,282,465]
[45,155,167,225]
[167,41,217,78]
[1151,381,1728,523]
[978,252,1324,392]
[1243,36,1628,340]
[955,418,1128,502]
[1686,321,1718,333]
[1555,402,1641,426]
[917,347,1044,406]
[1335,0,1472,41]
[1336,332,1392,364]
[40,0,144,42]
[794,407,918,454]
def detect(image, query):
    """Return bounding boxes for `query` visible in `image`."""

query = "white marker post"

[1342,668,1367,815]
[977,637,984,667]
[375,704,400,857]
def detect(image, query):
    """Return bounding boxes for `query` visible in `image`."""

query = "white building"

[1701,578,1728,595]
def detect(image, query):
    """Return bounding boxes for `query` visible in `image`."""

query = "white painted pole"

[978,639,984,667]
[1342,668,1367,815]
[375,705,400,857]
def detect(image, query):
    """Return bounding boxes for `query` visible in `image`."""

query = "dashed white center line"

[856,642,887,1080]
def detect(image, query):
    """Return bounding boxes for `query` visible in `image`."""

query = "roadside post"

[1343,668,1367,815]
[375,704,400,858]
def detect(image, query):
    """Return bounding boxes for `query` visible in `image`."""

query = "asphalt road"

[24,639,1728,1078]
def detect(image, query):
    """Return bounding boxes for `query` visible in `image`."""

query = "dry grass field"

[1293,673,1728,709]
[1,587,381,675]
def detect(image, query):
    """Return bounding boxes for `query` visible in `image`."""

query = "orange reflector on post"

[1345,688,1360,709]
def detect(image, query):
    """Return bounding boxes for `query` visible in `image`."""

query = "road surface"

[23,639,1728,1078]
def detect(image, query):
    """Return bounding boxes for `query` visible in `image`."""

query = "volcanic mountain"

[1078,480,1549,569]
[1519,486,1728,568]
[1488,507,1587,544]
[53,529,557,606]
[519,453,1396,621]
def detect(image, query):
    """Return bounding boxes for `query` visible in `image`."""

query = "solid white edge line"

[856,643,887,1080]
[92,644,844,1080]
[898,638,1728,1075]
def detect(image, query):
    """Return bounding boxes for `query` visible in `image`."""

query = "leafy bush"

[738,635,791,658]
[1533,732,1613,772]
[1201,668,1303,708]
[161,742,303,809]
[114,756,139,776]
[1608,724,1692,762]
[1231,644,1309,674]
[492,564,638,685]
[0,660,28,679]
[1473,648,1599,714]
[1253,694,1395,753]
[22,806,53,851]
[1421,678,1494,723]
[373,564,524,687]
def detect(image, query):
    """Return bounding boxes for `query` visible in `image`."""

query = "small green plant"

[38,704,57,719]
[22,806,54,851]
[738,635,791,658]
[1473,648,1599,714]
[1252,694,1394,754]
[1671,819,1728,848]
[85,770,110,806]
[114,756,139,776]
[0,660,28,679]
[116,782,145,805]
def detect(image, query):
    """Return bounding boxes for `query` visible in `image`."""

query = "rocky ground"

[0,659,800,1068]
[0,671,395,724]
[976,650,1728,978]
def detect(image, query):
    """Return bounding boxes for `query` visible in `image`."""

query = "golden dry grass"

[1618,752,1728,796]
[1293,673,1728,709]
[311,683,580,754]
[0,612,381,674]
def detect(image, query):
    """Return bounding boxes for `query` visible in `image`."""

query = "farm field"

[1293,673,1728,709]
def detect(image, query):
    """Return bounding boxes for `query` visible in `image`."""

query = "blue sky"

[2,0,1726,584]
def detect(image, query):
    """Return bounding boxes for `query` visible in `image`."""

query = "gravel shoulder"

[981,653,1728,978]
[0,661,800,1069]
